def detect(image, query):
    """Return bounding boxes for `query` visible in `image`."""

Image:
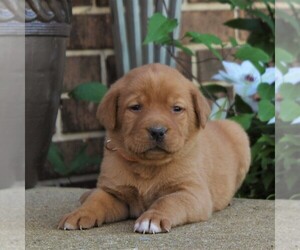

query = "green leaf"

[279,134,300,146]
[208,47,223,61]
[186,32,223,45]
[253,61,266,74]
[172,40,194,56]
[69,82,108,103]
[279,100,300,122]
[229,0,251,9]
[245,172,259,184]
[248,9,275,34]
[69,145,101,174]
[279,83,300,100]
[275,47,295,64]
[257,83,275,100]
[143,13,178,44]
[224,18,263,32]
[185,32,223,60]
[258,100,275,122]
[286,173,299,191]
[263,173,274,190]
[262,0,275,3]
[257,134,275,146]
[47,144,68,176]
[235,44,270,63]
[229,113,254,130]
[229,36,238,47]
[246,31,274,60]
[276,9,300,37]
[276,62,289,75]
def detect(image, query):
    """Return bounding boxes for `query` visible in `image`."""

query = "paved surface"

[0,186,25,250]
[25,187,276,250]
[276,200,300,250]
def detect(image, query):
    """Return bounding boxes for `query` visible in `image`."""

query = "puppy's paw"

[134,211,171,234]
[58,209,101,230]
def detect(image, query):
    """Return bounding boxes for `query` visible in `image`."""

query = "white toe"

[140,220,150,233]
[149,222,161,234]
[133,222,139,232]
[64,222,77,230]
[134,219,161,234]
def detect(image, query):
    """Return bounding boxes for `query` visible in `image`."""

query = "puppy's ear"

[191,87,211,129]
[97,84,120,130]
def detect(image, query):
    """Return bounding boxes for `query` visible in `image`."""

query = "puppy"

[58,63,250,233]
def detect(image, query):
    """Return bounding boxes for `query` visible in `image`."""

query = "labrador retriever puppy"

[58,63,251,233]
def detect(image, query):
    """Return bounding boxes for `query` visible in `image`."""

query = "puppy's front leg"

[58,189,128,230]
[134,188,213,234]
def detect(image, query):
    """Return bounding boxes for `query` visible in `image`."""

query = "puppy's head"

[97,64,210,163]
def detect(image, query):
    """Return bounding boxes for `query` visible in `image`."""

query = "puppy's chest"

[103,183,168,218]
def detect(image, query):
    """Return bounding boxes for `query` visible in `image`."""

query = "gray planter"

[0,1,26,189]
[0,0,72,189]
[25,0,72,188]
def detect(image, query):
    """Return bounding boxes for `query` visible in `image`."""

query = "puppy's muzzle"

[148,126,168,143]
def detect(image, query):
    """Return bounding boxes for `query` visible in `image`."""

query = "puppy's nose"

[148,126,167,142]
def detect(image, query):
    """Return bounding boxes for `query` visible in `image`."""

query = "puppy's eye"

[129,104,142,112]
[172,106,184,113]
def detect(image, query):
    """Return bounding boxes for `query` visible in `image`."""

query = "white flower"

[268,117,275,124]
[212,61,275,112]
[275,67,283,93]
[275,67,300,93]
[271,67,300,125]
[291,116,300,124]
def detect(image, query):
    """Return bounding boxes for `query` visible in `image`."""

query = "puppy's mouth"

[127,143,172,158]
[144,145,170,154]
[125,138,180,161]
[136,144,172,161]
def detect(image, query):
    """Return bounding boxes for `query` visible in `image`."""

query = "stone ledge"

[25,187,275,250]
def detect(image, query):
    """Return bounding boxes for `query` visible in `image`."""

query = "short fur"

[58,64,251,233]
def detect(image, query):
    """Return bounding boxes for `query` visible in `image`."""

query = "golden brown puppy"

[58,63,251,233]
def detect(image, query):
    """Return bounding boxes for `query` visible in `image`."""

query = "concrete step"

[25,187,275,250]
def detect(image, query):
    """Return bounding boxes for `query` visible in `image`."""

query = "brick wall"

[40,0,252,182]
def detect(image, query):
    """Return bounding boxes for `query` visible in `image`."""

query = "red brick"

[63,56,101,92]
[96,0,109,7]
[237,29,250,42]
[196,48,235,82]
[180,10,235,42]
[68,14,113,49]
[40,138,104,180]
[176,51,192,80]
[106,55,118,86]
[61,99,103,133]
[237,10,251,41]
[72,0,92,6]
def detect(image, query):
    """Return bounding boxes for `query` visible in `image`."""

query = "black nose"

[148,126,167,142]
